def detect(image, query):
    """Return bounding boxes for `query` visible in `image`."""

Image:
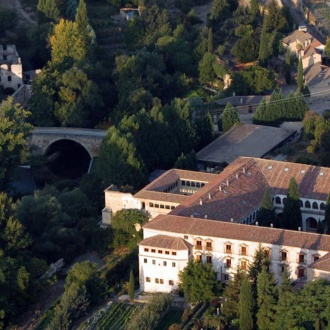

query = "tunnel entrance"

[45,139,91,179]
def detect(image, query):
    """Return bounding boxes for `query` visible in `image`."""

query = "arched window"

[306,217,317,229]
[320,203,326,210]
[305,201,311,208]
[253,212,256,220]
[275,197,281,204]
[249,215,252,222]
[312,202,318,210]
[300,200,303,207]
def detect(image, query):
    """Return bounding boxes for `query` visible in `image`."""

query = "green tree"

[37,0,59,22]
[257,267,278,330]
[297,58,304,92]
[98,126,148,190]
[256,188,276,227]
[0,98,33,191]
[248,244,271,290]
[75,0,91,58]
[222,267,244,325]
[231,35,259,63]
[210,0,229,23]
[323,192,330,234]
[128,269,135,302]
[179,259,221,304]
[208,28,213,53]
[50,19,87,65]
[0,193,31,256]
[282,177,302,230]
[238,274,254,330]
[198,52,216,85]
[259,25,271,66]
[222,102,241,132]
[250,0,259,18]
[285,48,291,84]
[174,151,197,170]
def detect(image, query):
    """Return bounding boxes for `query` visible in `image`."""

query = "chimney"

[230,218,233,222]
[243,167,246,174]
[200,199,203,205]
[226,179,229,186]
[219,185,222,192]
[270,223,273,228]
[208,193,211,200]
[256,221,258,226]
[298,227,301,231]
[205,215,208,219]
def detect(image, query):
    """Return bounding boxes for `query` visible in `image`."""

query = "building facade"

[139,215,330,292]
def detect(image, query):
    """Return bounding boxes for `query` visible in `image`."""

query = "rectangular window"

[146,277,151,282]
[196,255,202,262]
[165,251,169,255]
[314,255,319,262]
[206,256,212,264]
[155,278,159,283]
[281,251,287,261]
[196,182,201,188]
[165,205,170,209]
[152,260,156,265]
[151,249,156,253]
[241,260,247,270]
[170,206,175,209]
[172,252,177,256]
[182,180,186,186]
[186,181,191,186]
[158,250,163,254]
[184,235,188,239]
[299,254,305,263]
[224,274,229,281]
[8,76,12,82]
[191,181,196,187]
[241,246,247,255]
[163,261,167,266]
[160,279,164,284]
[206,241,212,250]
[155,204,159,208]
[160,204,164,209]
[169,280,174,285]
[226,259,231,268]
[196,240,202,249]
[144,248,149,252]
[144,259,147,263]
[149,203,154,207]
[226,244,232,253]
[172,262,176,267]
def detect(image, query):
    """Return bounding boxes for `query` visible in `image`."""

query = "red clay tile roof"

[144,215,330,251]
[283,30,316,45]
[300,40,323,59]
[138,234,192,250]
[133,191,187,204]
[308,252,330,272]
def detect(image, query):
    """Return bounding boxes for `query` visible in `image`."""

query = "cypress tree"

[239,274,254,330]
[253,98,268,125]
[285,48,291,84]
[222,102,241,132]
[208,28,213,53]
[282,177,302,230]
[75,0,90,58]
[297,58,304,92]
[324,192,330,234]
[259,25,269,67]
[128,270,135,302]
[250,0,259,18]
[256,188,276,227]
[222,267,244,324]
[257,267,278,330]
[37,0,59,22]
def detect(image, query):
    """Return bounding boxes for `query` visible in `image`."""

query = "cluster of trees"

[125,293,173,330]
[303,110,330,166]
[222,247,330,330]
[221,102,241,132]
[48,261,107,328]
[253,90,308,126]
[98,100,213,190]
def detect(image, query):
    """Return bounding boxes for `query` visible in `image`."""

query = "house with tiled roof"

[139,215,330,292]
[102,156,330,291]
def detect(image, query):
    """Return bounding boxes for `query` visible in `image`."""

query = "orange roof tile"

[308,252,330,272]
[139,234,192,250]
[144,215,330,251]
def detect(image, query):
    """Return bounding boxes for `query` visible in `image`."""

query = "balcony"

[195,245,202,250]
[205,245,213,252]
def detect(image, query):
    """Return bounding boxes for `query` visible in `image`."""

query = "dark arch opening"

[45,139,91,179]
[306,217,317,229]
